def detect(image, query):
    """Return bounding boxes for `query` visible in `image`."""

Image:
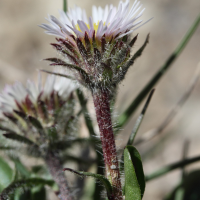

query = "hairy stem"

[45,151,73,200]
[92,89,123,200]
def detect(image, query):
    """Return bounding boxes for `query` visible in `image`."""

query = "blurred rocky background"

[0,0,200,199]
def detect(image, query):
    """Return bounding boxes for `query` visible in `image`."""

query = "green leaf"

[45,58,90,84]
[28,116,44,136]
[129,34,138,47]
[127,89,155,145]
[120,34,149,81]
[0,124,15,133]
[40,69,75,81]
[10,157,30,178]
[146,155,200,182]
[13,189,31,200]
[31,185,46,200]
[3,132,36,146]
[0,145,15,151]
[64,168,112,198]
[124,147,141,200]
[31,165,47,175]
[0,156,13,192]
[0,178,54,200]
[47,126,58,140]
[126,146,145,198]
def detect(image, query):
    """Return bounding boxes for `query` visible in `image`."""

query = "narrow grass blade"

[146,155,200,181]
[128,89,155,145]
[135,64,200,145]
[63,0,67,12]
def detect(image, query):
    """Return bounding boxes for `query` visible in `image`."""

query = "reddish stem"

[92,89,123,200]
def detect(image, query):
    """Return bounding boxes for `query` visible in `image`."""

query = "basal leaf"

[3,132,36,146]
[31,185,46,200]
[0,156,13,192]
[124,147,141,200]
[64,168,112,198]
[10,157,30,178]
[0,178,54,200]
[126,146,146,198]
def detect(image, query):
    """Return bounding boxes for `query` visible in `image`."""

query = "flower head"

[40,0,146,41]
[40,0,150,92]
[0,72,77,149]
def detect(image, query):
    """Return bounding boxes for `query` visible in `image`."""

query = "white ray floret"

[40,0,149,40]
[0,71,76,116]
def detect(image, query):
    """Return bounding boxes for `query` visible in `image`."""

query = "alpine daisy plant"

[40,0,150,91]
[0,72,77,200]
[0,72,77,145]
[40,0,150,199]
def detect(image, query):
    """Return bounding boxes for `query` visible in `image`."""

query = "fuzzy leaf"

[0,125,16,133]
[47,126,58,140]
[0,145,15,151]
[40,69,75,80]
[126,146,145,198]
[114,44,130,68]
[31,185,46,200]
[121,34,149,81]
[3,133,36,146]
[64,168,112,198]
[101,35,106,53]
[13,110,27,120]
[62,50,79,65]
[3,113,18,124]
[62,63,90,81]
[129,34,138,47]
[94,48,101,63]
[76,38,87,59]
[84,32,92,53]
[124,147,141,200]
[0,178,54,200]
[102,63,113,82]
[10,157,30,178]
[44,58,66,65]
[0,156,13,192]
[28,116,44,135]
[51,43,62,51]
[56,38,81,58]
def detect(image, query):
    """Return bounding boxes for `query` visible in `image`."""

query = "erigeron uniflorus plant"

[0,72,77,200]
[40,0,150,199]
